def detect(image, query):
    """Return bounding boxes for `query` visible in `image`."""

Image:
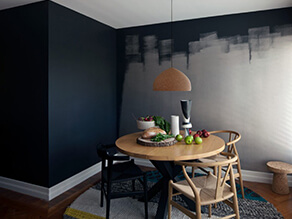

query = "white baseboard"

[0,162,101,201]
[0,176,49,200]
[49,162,101,200]
[1,159,291,201]
[134,158,292,186]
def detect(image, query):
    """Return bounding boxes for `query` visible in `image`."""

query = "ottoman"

[266,161,292,195]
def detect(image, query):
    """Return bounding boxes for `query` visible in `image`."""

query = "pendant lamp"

[153,0,191,91]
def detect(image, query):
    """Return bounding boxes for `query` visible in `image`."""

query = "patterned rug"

[64,170,283,219]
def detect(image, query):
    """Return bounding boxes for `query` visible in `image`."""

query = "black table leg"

[147,160,196,219]
[150,160,181,219]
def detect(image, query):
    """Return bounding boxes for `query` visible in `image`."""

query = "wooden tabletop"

[115,132,225,161]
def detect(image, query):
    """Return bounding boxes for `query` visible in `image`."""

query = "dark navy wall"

[0,2,49,187]
[48,2,116,186]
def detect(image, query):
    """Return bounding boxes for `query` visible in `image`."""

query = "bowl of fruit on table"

[137,116,155,130]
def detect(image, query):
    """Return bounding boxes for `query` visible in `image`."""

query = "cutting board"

[137,137,177,147]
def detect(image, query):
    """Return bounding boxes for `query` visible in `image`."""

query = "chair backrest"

[96,143,117,160]
[175,152,238,200]
[209,130,241,155]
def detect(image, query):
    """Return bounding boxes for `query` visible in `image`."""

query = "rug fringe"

[64,207,106,219]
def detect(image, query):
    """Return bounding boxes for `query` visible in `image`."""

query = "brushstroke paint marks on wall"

[124,25,292,66]
[119,24,292,172]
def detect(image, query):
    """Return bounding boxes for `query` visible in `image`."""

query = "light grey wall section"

[119,25,292,172]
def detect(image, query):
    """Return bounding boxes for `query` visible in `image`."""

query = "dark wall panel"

[0,2,49,187]
[48,2,116,186]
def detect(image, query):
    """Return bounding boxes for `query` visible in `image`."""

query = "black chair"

[97,144,148,219]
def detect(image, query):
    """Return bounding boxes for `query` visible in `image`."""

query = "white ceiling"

[1,0,292,28]
[0,0,43,11]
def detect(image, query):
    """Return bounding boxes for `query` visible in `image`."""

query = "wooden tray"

[137,137,177,147]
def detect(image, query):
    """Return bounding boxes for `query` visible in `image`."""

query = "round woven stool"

[266,161,292,195]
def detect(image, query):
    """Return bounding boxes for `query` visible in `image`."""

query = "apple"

[176,134,183,142]
[197,130,203,137]
[185,135,194,145]
[195,136,203,144]
[203,131,210,138]
[193,133,200,138]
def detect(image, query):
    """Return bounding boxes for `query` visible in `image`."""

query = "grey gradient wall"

[117,8,292,172]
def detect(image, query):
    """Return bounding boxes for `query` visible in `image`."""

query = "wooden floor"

[0,168,291,219]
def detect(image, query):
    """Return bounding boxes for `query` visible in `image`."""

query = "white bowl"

[136,120,155,130]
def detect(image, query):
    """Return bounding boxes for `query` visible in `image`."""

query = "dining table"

[115,131,225,219]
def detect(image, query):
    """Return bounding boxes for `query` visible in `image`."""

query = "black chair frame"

[97,144,148,219]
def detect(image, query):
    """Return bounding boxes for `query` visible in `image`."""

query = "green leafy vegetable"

[151,133,174,142]
[153,116,171,134]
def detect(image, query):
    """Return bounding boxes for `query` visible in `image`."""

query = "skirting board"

[0,162,101,201]
[134,158,292,187]
[49,162,101,200]
[0,176,49,200]
[1,159,291,201]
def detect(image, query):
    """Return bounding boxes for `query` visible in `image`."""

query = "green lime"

[175,134,183,142]
[184,135,194,145]
[195,136,203,144]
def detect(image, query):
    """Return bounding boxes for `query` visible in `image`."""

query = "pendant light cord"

[170,0,173,68]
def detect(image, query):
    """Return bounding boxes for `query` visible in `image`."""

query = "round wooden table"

[116,132,225,161]
[116,132,225,219]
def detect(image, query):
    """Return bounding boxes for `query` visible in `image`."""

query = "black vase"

[180,100,192,136]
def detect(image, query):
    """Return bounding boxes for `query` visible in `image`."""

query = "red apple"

[189,129,192,135]
[197,130,203,136]
[203,131,210,138]
[193,133,200,138]
[202,129,207,133]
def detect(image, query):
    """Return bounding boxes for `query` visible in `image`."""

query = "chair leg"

[143,174,148,219]
[100,179,104,207]
[232,195,240,219]
[106,181,111,219]
[196,203,201,219]
[100,159,105,208]
[106,196,110,219]
[191,167,195,178]
[230,167,240,219]
[237,161,245,199]
[168,181,173,219]
[208,204,212,217]
[213,166,218,209]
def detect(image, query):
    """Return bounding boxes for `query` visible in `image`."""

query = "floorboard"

[0,167,291,218]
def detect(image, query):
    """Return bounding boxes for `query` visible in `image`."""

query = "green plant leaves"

[153,116,171,134]
[151,133,174,142]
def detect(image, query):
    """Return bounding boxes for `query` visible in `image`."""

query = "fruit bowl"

[136,120,155,130]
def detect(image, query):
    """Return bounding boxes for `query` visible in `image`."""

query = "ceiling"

[1,0,292,28]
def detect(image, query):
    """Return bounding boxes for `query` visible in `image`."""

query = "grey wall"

[117,8,292,172]
[0,2,49,187]
[48,2,116,187]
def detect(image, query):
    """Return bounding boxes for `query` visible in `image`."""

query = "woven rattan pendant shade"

[152,0,191,91]
[153,67,191,91]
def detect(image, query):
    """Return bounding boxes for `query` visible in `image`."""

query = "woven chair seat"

[171,174,234,206]
[199,154,239,166]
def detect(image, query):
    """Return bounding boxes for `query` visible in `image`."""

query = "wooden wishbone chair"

[192,130,244,199]
[168,152,240,219]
